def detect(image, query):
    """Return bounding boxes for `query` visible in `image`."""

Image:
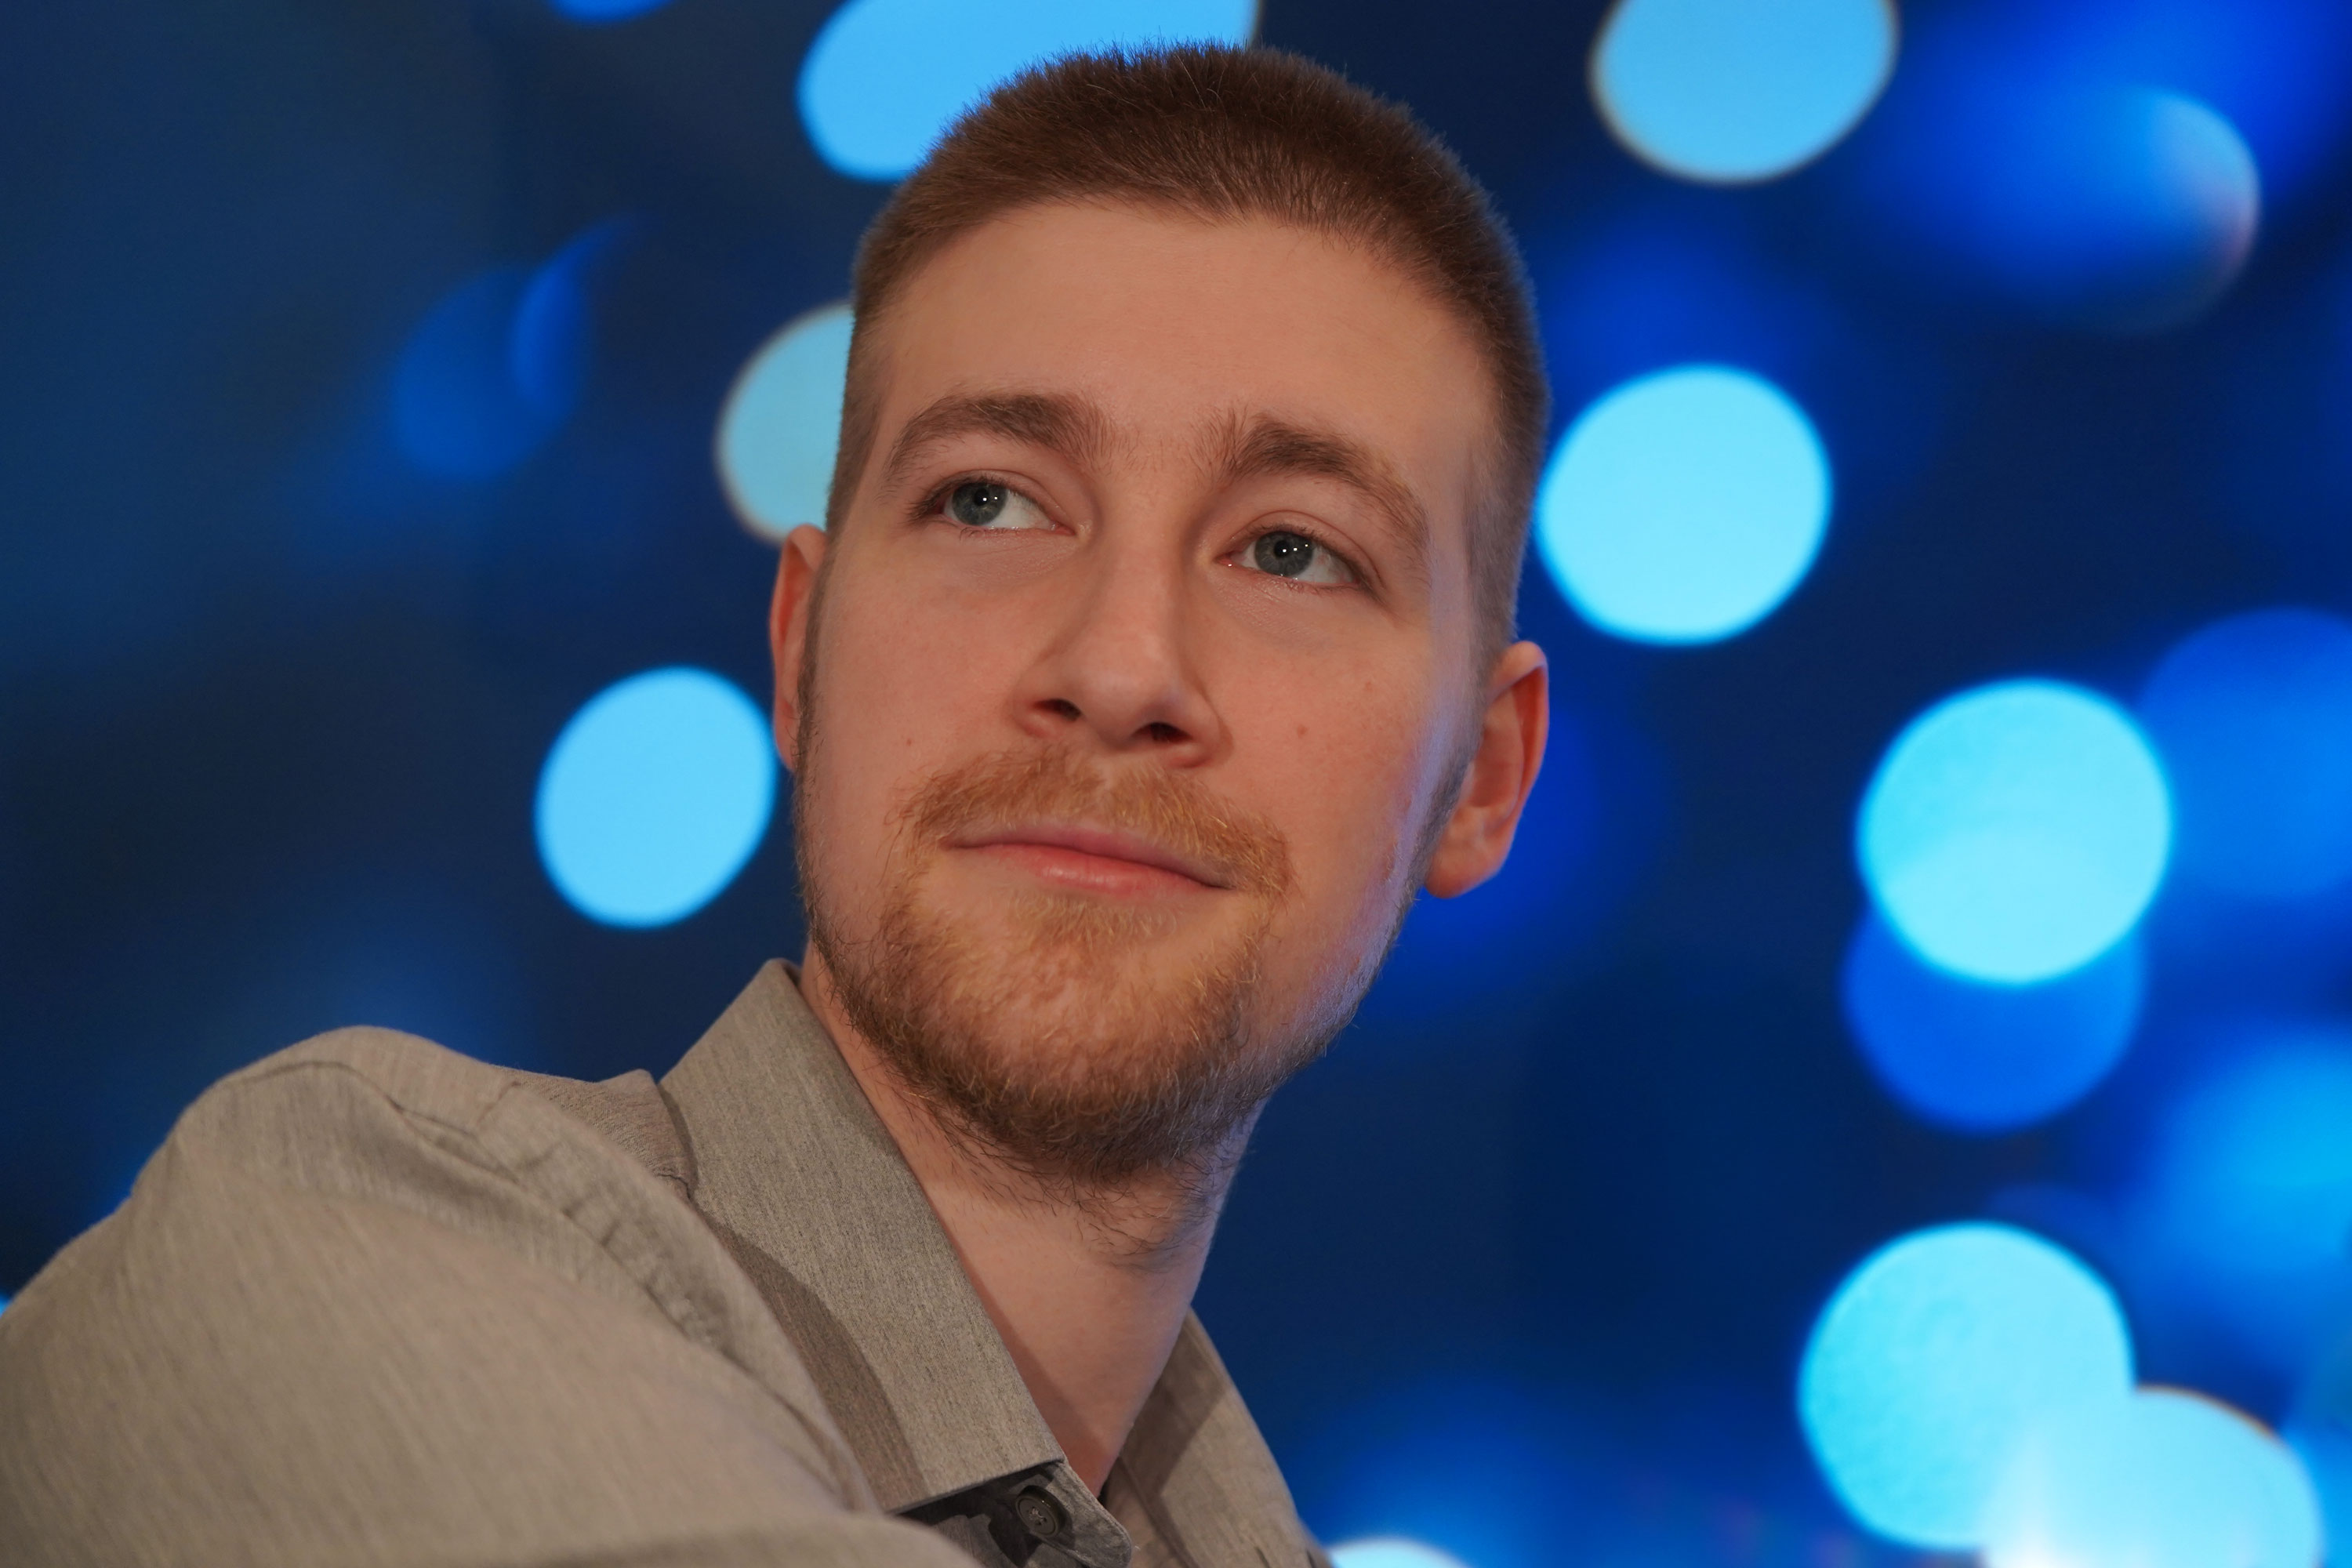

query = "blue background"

[11,0,2352,1561]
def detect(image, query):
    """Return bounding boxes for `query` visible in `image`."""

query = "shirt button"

[1014,1487,1067,1541]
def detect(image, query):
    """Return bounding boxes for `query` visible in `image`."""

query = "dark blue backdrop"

[10,1,2352,1562]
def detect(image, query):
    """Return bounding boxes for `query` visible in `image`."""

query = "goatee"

[800,742,1336,1194]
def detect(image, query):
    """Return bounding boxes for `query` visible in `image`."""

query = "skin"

[768,201,1548,1490]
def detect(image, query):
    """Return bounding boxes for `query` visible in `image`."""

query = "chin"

[938,897,1258,1050]
[817,881,1313,1182]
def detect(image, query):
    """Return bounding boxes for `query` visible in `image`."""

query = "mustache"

[898,746,1294,900]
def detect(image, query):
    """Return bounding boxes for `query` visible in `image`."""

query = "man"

[0,44,1548,1567]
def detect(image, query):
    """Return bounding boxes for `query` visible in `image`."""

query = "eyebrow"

[1209,412,1432,590]
[879,391,1112,494]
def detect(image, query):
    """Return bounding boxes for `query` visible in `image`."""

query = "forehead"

[868,201,1493,510]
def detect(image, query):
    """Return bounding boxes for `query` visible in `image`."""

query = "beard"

[797,728,1383,1193]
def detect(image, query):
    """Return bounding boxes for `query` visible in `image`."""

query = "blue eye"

[1240,528,1356,586]
[947,481,1008,525]
[1253,532,1316,577]
[941,480,1051,532]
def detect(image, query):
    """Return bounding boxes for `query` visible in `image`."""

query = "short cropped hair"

[828,44,1548,666]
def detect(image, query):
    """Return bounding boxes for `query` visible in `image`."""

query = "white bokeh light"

[799,0,1257,182]
[535,668,777,928]
[1591,0,1896,183]
[1537,365,1830,644]
[1328,1538,1473,1568]
[1798,1222,2133,1548]
[1984,1389,2319,1568]
[1859,681,2172,985]
[717,301,855,541]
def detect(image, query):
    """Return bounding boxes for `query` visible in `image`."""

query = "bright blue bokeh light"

[1329,1540,1472,1568]
[798,0,1257,181]
[1591,0,1896,183]
[1535,365,1830,644]
[1842,915,2142,1134]
[1983,1389,2320,1568]
[1798,1222,2133,1549]
[1858,680,2172,985]
[535,668,777,929]
[717,302,855,540]
[2139,608,2352,900]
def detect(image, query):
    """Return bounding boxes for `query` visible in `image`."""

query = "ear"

[1423,641,1548,898]
[769,524,829,775]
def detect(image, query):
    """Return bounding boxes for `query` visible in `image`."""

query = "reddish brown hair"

[827,44,1548,662]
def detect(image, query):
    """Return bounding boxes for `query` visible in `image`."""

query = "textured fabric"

[0,963,1323,1568]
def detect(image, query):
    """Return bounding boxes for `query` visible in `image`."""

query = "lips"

[952,822,1231,890]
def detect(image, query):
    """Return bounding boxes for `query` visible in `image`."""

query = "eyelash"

[914,474,1366,588]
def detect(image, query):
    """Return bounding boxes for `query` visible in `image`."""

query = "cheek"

[1232,659,1447,931]
[801,577,1005,874]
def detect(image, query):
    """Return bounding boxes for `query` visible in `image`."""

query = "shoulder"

[199,1022,659,1149]
[0,1026,889,1563]
[183,1024,695,1196]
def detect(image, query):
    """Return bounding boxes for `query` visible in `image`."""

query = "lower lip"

[964,842,1214,898]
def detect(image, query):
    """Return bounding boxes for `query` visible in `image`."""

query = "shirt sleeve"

[0,1029,978,1568]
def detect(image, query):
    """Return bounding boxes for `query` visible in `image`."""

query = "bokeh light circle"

[1591,0,1896,183]
[1328,1539,1473,1568]
[1984,1389,2320,1568]
[2149,92,2263,270]
[1857,64,2262,332]
[1798,1222,2133,1549]
[1535,365,1830,644]
[535,668,777,928]
[1858,680,2172,984]
[798,0,1258,182]
[1842,915,2142,1134]
[2140,608,2352,901]
[2076,89,2262,332]
[717,302,855,539]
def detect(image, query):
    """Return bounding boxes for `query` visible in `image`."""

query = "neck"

[797,949,1243,1493]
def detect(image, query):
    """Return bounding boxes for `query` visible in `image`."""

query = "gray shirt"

[0,961,1326,1568]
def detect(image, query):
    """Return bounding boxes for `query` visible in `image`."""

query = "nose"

[1011,527,1224,764]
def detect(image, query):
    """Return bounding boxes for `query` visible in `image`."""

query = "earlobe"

[770,524,829,774]
[1422,641,1549,899]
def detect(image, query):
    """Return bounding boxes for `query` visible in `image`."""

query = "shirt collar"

[662,960,1054,1510]
[660,963,1318,1568]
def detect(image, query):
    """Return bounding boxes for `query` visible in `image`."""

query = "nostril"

[1044,699,1082,721]
[1145,721,1185,746]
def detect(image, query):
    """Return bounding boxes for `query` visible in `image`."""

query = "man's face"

[782,202,1526,1181]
